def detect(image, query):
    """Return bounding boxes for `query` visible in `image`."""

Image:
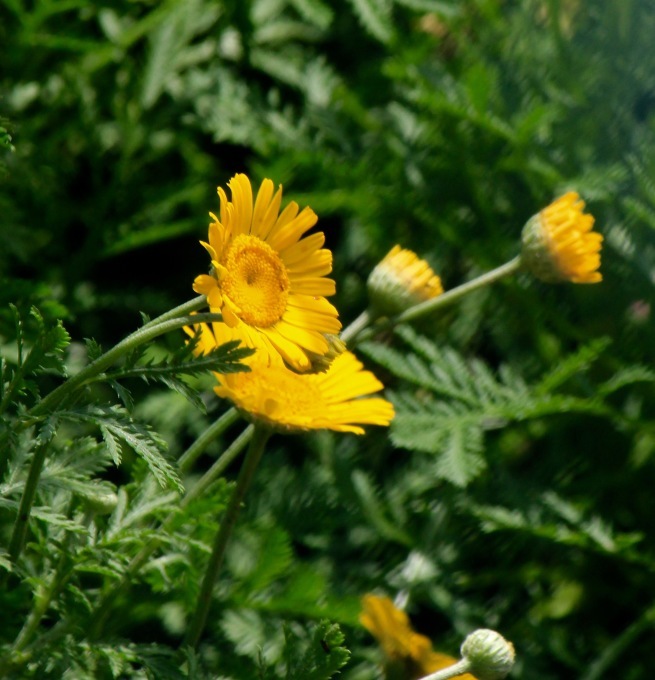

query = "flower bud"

[460,629,515,680]
[303,334,347,374]
[367,245,443,317]
[83,489,119,515]
[521,192,602,284]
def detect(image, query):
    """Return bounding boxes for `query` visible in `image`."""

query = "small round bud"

[83,490,119,515]
[520,192,602,284]
[460,629,515,680]
[367,245,443,317]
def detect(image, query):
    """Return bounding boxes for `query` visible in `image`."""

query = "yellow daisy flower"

[193,174,341,372]
[521,191,602,284]
[360,594,477,680]
[367,245,443,316]
[186,322,394,435]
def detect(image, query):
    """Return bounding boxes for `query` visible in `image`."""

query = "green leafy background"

[2,0,655,677]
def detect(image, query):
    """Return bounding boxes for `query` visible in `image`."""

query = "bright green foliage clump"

[2,0,655,678]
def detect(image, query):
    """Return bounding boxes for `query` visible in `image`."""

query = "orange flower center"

[220,234,290,327]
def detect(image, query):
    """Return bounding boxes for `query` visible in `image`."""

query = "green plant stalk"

[580,600,655,680]
[140,294,205,330]
[86,424,254,641]
[183,423,271,650]
[7,305,221,564]
[178,407,240,474]
[183,424,254,501]
[341,309,371,344]
[32,300,212,416]
[417,659,473,680]
[7,434,54,563]
[343,256,522,343]
[397,256,522,324]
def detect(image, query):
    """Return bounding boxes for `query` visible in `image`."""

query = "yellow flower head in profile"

[186,322,394,435]
[521,191,602,284]
[367,245,443,316]
[193,174,341,373]
[360,594,477,680]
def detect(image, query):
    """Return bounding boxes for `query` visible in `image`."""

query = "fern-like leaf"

[0,306,70,412]
[104,338,252,412]
[285,620,350,680]
[59,405,182,492]
[361,326,612,486]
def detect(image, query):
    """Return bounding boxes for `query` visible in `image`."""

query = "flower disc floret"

[521,192,602,284]
[220,234,290,327]
[193,174,341,372]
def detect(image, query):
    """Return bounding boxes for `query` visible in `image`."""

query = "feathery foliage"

[2,0,655,677]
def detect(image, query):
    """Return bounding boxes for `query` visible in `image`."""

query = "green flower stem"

[183,423,271,650]
[178,408,240,474]
[32,306,216,417]
[7,433,54,563]
[397,256,522,325]
[140,295,206,330]
[341,309,371,344]
[417,659,473,680]
[344,256,522,344]
[86,425,254,641]
[183,425,254,502]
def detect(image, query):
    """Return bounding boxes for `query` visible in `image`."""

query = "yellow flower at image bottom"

[360,594,477,680]
[193,173,341,373]
[186,322,394,435]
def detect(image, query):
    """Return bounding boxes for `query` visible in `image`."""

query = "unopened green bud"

[460,629,515,680]
[83,489,119,515]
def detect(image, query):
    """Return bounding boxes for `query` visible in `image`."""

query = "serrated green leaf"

[351,469,412,544]
[59,405,182,492]
[0,307,70,411]
[286,620,350,680]
[535,337,612,394]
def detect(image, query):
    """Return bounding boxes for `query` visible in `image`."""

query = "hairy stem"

[397,256,522,325]
[341,309,371,344]
[348,256,522,344]
[183,424,271,649]
[417,658,473,680]
[32,304,215,417]
[8,433,54,563]
[178,408,240,474]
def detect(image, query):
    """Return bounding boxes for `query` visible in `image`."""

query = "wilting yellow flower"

[186,322,394,434]
[367,245,443,316]
[193,174,341,372]
[360,594,477,680]
[521,192,602,284]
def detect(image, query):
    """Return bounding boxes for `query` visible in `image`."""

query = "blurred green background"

[2,0,655,677]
